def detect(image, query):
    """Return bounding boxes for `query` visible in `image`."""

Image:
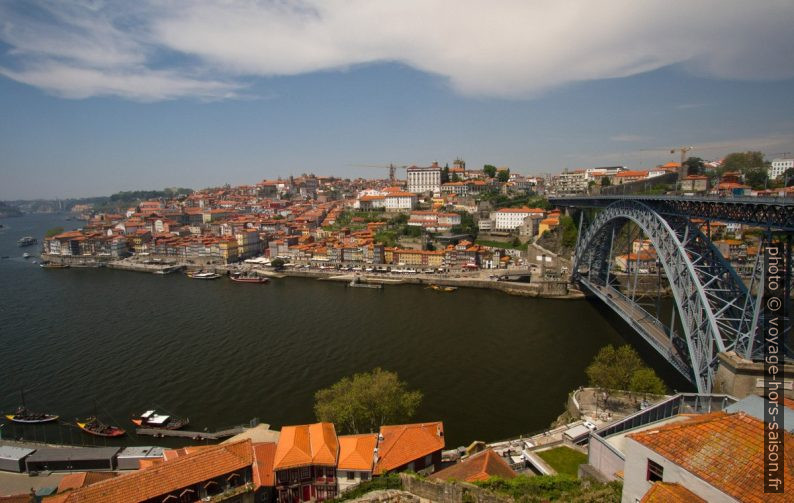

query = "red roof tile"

[375,422,445,474]
[274,422,339,470]
[629,412,793,503]
[431,449,516,483]
[338,434,378,471]
[252,442,277,488]
[60,440,253,503]
[640,482,706,502]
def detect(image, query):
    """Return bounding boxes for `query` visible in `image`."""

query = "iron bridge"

[550,195,794,393]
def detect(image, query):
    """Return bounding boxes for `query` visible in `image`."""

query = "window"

[646,459,664,482]
[347,471,355,480]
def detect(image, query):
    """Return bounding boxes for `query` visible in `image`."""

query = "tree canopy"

[497,169,510,183]
[45,227,64,238]
[314,368,423,434]
[683,157,705,176]
[483,164,497,178]
[744,165,768,190]
[586,345,666,397]
[629,368,667,397]
[720,151,765,174]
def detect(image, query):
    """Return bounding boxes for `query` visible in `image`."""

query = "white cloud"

[1,0,793,101]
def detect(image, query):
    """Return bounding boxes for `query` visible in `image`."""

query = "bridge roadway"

[578,277,692,382]
[549,194,794,231]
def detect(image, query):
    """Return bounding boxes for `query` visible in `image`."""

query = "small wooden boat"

[428,284,458,292]
[131,409,189,430]
[76,417,126,437]
[40,262,70,269]
[5,390,58,424]
[230,273,269,284]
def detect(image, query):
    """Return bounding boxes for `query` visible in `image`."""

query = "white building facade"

[493,208,546,231]
[407,165,442,194]
[769,158,794,180]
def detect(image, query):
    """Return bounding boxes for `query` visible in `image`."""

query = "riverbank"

[40,253,585,299]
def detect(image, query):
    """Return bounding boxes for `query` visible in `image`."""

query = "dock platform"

[135,426,247,440]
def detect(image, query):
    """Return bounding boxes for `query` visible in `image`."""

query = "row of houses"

[39,421,446,503]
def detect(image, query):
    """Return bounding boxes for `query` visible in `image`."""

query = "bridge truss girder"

[574,200,763,393]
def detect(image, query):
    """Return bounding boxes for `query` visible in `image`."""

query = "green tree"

[270,258,285,269]
[314,368,422,434]
[45,227,64,238]
[441,164,450,184]
[497,169,510,183]
[785,168,794,186]
[559,215,578,249]
[483,164,497,178]
[451,172,461,182]
[601,177,611,187]
[683,157,705,176]
[586,345,644,398]
[720,151,765,175]
[629,368,667,399]
[744,166,768,189]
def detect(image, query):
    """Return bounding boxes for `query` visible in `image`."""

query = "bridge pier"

[713,351,794,400]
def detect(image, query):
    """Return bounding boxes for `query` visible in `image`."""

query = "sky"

[1,1,794,200]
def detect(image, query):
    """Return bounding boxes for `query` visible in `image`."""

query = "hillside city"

[1,152,791,502]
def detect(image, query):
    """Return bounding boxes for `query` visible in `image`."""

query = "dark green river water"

[0,214,690,448]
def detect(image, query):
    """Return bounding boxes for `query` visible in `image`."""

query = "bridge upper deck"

[549,195,794,231]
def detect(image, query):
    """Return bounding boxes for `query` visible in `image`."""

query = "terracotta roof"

[375,422,445,474]
[252,442,277,488]
[59,440,253,503]
[431,449,516,483]
[640,482,706,502]
[628,412,794,503]
[338,434,378,471]
[57,472,117,493]
[273,422,339,470]
[0,496,34,503]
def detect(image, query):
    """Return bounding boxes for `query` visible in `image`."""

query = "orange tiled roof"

[338,434,378,471]
[60,440,253,503]
[640,482,705,502]
[252,442,277,488]
[628,412,794,503]
[57,472,117,493]
[375,422,445,474]
[431,449,516,483]
[274,422,339,470]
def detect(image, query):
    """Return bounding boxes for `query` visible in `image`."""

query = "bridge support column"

[713,351,794,400]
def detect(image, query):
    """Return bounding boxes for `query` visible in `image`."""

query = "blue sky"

[1,1,794,199]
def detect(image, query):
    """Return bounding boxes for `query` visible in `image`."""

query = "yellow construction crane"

[640,146,695,178]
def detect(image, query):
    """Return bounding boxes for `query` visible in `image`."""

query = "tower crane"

[640,145,695,178]
[349,163,409,183]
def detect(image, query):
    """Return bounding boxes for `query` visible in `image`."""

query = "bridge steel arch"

[573,200,762,393]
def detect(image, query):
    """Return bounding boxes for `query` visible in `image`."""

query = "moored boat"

[76,417,126,437]
[131,410,189,430]
[17,236,38,247]
[5,390,58,424]
[40,262,70,269]
[230,272,269,284]
[22,252,31,259]
[186,271,221,280]
[428,284,458,292]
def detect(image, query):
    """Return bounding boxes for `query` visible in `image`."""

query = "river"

[0,213,690,448]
